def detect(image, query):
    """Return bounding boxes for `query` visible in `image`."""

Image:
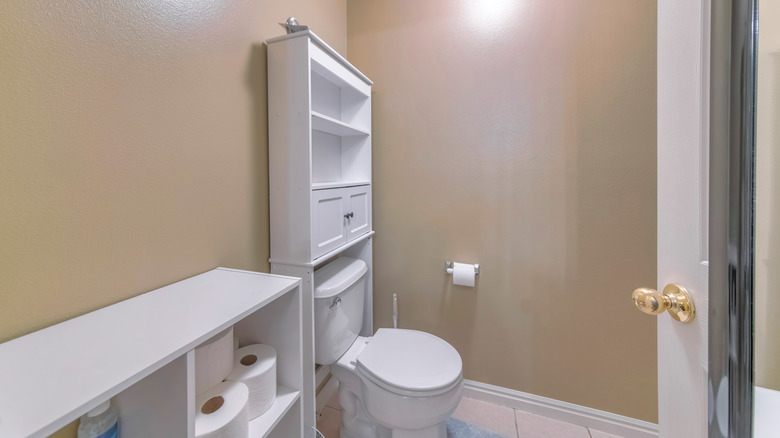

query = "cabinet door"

[346,185,371,242]
[312,189,348,259]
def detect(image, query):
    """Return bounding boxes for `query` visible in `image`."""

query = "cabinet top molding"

[266,30,373,86]
[0,268,300,438]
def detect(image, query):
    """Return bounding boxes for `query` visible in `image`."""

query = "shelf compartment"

[233,289,302,391]
[311,64,370,131]
[311,112,369,137]
[248,386,301,438]
[311,131,371,186]
[114,353,191,438]
[232,288,305,436]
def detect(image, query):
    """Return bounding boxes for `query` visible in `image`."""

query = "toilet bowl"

[314,257,463,438]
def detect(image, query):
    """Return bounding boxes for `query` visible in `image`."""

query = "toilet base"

[337,381,448,438]
[338,386,388,438]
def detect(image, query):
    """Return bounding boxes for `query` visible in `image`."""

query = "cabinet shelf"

[248,386,300,438]
[312,181,370,191]
[311,112,369,137]
[311,231,375,265]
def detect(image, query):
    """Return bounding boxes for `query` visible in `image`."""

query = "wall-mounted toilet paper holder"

[444,261,480,276]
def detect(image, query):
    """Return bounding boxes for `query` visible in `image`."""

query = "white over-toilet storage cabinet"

[266,29,374,429]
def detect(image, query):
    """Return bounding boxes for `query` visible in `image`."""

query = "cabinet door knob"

[344,212,354,219]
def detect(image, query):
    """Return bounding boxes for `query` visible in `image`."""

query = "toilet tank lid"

[314,257,368,299]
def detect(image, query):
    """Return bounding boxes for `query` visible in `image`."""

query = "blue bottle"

[77,400,119,438]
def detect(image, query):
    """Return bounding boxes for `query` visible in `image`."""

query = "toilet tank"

[313,257,368,365]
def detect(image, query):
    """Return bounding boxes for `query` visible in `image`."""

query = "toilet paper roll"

[195,327,235,395]
[225,344,277,420]
[452,262,476,287]
[195,381,249,438]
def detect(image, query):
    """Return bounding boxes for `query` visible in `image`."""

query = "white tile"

[588,429,625,438]
[515,411,590,438]
[317,406,342,438]
[318,394,606,438]
[450,397,518,437]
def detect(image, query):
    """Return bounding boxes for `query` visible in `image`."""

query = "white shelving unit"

[0,268,304,438]
[266,30,374,427]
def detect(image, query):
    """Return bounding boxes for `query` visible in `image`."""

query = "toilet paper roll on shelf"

[195,327,235,395]
[195,381,249,438]
[225,344,277,420]
[445,261,479,287]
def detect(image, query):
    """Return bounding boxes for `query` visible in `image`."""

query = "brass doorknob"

[631,284,695,323]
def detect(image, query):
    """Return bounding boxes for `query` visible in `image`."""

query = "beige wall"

[756,0,780,391]
[1,0,661,429]
[0,1,345,435]
[348,0,658,422]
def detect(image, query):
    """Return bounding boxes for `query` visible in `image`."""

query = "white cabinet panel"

[311,185,371,259]
[312,189,348,259]
[346,185,371,242]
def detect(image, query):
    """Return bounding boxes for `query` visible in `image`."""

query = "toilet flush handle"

[329,297,342,310]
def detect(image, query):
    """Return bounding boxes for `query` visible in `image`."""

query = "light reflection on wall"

[134,0,229,30]
[462,0,524,35]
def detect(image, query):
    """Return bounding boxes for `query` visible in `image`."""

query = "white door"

[312,189,348,259]
[345,185,371,242]
[654,1,710,437]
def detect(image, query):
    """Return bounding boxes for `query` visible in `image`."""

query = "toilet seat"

[355,328,462,397]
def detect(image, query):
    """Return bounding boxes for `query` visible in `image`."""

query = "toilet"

[314,257,463,438]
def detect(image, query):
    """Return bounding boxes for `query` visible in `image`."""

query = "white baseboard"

[463,380,658,438]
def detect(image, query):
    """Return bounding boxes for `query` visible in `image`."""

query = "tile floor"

[317,392,625,438]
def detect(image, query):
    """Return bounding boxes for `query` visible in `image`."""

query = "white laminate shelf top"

[0,268,300,438]
[248,386,300,438]
[265,30,373,86]
[311,181,371,191]
[269,230,376,269]
[311,112,370,137]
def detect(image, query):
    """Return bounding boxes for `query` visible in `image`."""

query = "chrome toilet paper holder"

[444,261,480,276]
